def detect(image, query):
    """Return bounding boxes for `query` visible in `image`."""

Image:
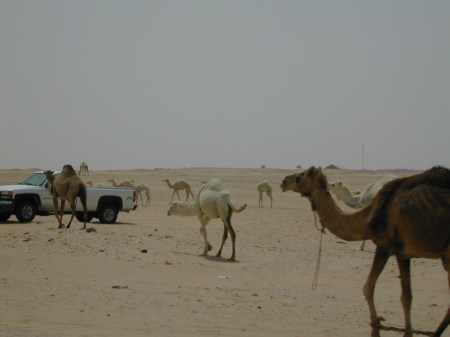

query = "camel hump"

[368,166,450,243]
[62,164,77,176]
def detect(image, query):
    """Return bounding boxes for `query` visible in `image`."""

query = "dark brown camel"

[281,166,450,337]
[44,164,88,229]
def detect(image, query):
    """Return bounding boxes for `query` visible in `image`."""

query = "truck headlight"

[1,191,13,200]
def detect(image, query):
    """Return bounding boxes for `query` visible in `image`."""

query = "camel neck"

[334,187,360,208]
[311,189,371,241]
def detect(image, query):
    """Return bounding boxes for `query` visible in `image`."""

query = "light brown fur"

[44,165,87,229]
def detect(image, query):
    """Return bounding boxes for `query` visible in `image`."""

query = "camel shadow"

[90,221,138,226]
[171,250,239,263]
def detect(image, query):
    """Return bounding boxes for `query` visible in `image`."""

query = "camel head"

[294,167,328,197]
[167,201,195,216]
[167,202,179,216]
[328,181,344,201]
[280,173,302,192]
[44,170,55,186]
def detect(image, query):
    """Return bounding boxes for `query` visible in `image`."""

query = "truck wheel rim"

[22,206,33,219]
[104,209,114,221]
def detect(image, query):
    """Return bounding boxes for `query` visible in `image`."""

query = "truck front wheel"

[15,201,36,222]
[0,213,11,221]
[98,204,118,224]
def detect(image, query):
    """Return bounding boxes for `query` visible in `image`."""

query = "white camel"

[328,177,394,209]
[108,178,136,189]
[79,161,89,176]
[163,178,195,202]
[135,183,151,207]
[328,177,394,250]
[256,181,273,208]
[167,178,247,261]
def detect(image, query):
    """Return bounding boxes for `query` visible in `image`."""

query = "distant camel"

[135,183,151,206]
[281,166,450,337]
[79,162,89,176]
[167,178,247,261]
[108,179,136,189]
[85,181,105,187]
[257,181,273,208]
[163,178,195,202]
[44,165,87,229]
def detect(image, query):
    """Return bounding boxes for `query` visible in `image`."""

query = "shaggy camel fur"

[167,178,247,261]
[44,165,87,229]
[78,161,89,176]
[163,178,195,202]
[257,181,273,208]
[328,178,393,251]
[135,183,151,207]
[108,179,136,189]
[281,166,450,337]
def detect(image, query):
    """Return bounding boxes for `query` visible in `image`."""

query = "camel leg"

[198,216,212,256]
[258,192,263,208]
[433,260,450,337]
[396,256,413,337]
[363,247,389,337]
[52,197,64,228]
[59,200,66,228]
[360,240,366,251]
[216,222,228,258]
[185,189,189,201]
[227,220,236,262]
[66,202,76,229]
[268,192,273,208]
[170,190,176,203]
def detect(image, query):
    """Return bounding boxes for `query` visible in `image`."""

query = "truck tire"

[75,212,94,223]
[15,201,36,222]
[0,213,11,221]
[98,204,118,224]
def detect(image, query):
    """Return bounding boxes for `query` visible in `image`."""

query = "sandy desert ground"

[0,167,448,337]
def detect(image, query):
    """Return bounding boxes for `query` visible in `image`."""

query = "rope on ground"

[374,323,434,336]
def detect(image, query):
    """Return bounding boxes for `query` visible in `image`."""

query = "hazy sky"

[1,1,449,170]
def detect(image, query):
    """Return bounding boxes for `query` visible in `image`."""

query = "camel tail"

[78,184,88,224]
[229,200,247,213]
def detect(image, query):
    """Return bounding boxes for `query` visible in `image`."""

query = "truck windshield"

[19,173,47,187]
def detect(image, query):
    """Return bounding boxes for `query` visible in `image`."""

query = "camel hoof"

[58,224,65,229]
[228,257,236,262]
[370,316,385,327]
[207,244,213,252]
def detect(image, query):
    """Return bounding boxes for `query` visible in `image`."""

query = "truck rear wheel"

[15,201,36,222]
[98,204,118,224]
[75,212,94,223]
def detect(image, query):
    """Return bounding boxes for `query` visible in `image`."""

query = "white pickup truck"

[0,171,138,224]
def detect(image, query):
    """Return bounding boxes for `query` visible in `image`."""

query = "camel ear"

[307,166,317,176]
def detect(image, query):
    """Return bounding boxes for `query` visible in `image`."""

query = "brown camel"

[281,166,450,337]
[44,165,88,229]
